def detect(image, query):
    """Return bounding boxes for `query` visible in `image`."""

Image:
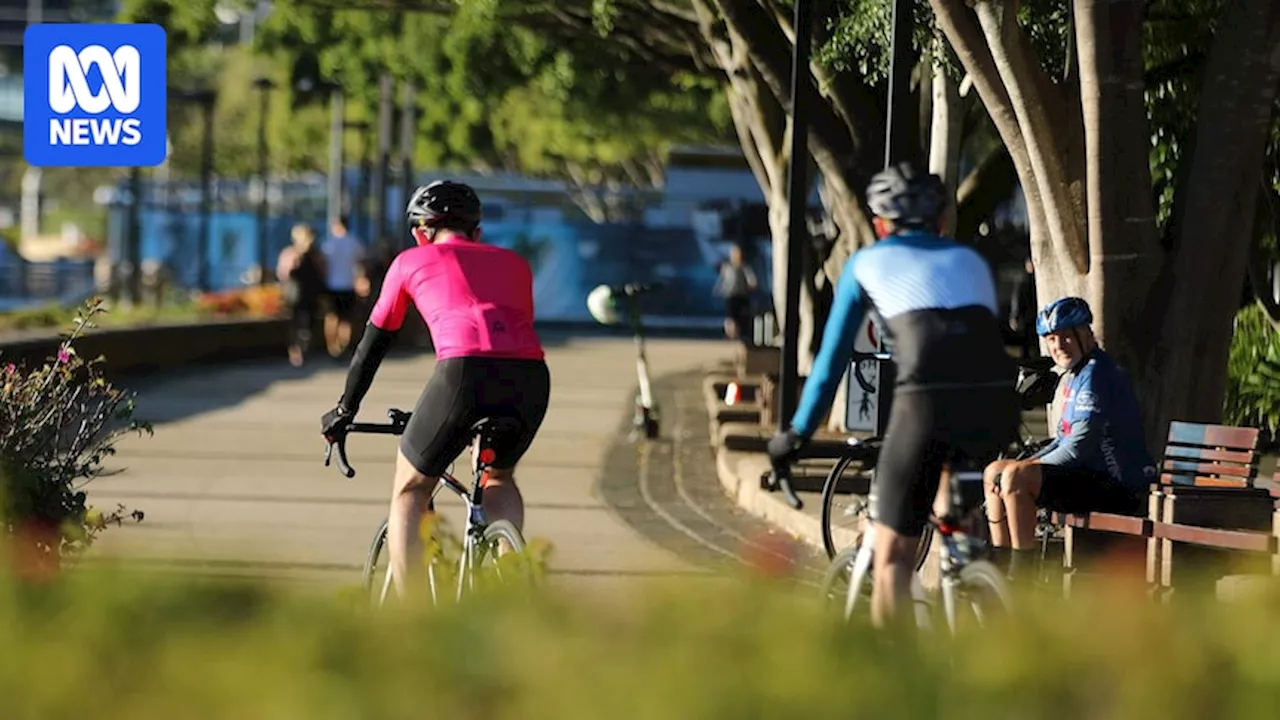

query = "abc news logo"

[24,24,166,168]
[47,44,143,147]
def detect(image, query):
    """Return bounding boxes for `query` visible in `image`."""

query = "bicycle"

[817,353,1059,560]
[816,459,1013,634]
[323,408,536,607]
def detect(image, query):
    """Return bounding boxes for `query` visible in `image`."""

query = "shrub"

[0,298,149,574]
[0,563,1279,718]
[1223,303,1280,444]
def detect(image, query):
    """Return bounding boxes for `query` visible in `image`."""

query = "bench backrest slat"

[1159,421,1260,488]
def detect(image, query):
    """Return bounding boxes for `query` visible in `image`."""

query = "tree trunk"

[928,60,964,235]
[1138,0,1280,451]
[1073,0,1160,375]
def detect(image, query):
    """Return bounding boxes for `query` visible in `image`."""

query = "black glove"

[321,404,355,440]
[766,427,807,467]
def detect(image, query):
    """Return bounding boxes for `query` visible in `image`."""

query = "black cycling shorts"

[400,356,551,477]
[1037,465,1144,516]
[874,385,1020,537]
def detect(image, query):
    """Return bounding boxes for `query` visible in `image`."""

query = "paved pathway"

[86,333,821,598]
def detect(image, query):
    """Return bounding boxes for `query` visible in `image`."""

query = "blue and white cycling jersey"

[1035,348,1157,494]
[790,231,1013,437]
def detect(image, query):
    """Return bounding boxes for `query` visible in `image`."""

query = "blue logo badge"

[23,23,167,167]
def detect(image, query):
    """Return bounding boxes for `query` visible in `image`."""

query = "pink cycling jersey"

[369,236,545,361]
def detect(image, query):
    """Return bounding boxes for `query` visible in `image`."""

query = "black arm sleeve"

[338,323,397,412]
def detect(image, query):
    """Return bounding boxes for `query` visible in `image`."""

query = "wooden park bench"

[1058,421,1268,598]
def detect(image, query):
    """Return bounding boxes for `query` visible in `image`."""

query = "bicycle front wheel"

[819,453,871,559]
[361,518,393,607]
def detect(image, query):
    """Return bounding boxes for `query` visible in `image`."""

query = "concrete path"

[85,333,799,597]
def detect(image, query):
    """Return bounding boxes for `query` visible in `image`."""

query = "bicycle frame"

[324,409,508,606]
[839,467,986,634]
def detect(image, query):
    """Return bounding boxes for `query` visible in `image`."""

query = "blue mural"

[107,206,774,326]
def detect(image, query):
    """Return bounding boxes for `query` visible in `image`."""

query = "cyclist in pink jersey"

[320,180,550,599]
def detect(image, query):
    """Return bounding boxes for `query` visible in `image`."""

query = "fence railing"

[0,259,97,309]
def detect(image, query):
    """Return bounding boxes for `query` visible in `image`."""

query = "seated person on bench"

[983,296,1157,577]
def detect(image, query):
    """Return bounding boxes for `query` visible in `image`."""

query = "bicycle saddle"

[469,417,523,444]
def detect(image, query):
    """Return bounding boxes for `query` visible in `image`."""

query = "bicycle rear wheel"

[944,560,1014,634]
[460,519,540,595]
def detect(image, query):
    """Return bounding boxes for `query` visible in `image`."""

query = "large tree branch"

[711,0,872,212]
[692,0,787,196]
[972,0,1087,272]
[929,2,1042,240]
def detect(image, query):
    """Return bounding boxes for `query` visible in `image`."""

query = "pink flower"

[3,363,13,374]
[57,348,72,364]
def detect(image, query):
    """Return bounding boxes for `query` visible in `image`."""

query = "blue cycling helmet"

[1036,297,1093,336]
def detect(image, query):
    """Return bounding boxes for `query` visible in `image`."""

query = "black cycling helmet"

[865,162,947,230]
[405,180,482,230]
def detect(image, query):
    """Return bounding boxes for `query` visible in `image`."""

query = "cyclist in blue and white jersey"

[767,163,1019,628]
[982,297,1156,578]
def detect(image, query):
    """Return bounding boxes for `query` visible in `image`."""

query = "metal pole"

[374,73,394,242]
[884,0,916,168]
[255,82,271,285]
[326,88,345,229]
[358,123,372,241]
[399,78,417,247]
[198,96,214,291]
[126,167,142,305]
[778,0,812,429]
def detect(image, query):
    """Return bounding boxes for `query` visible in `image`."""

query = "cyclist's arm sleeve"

[790,257,867,438]
[1036,417,1102,466]
[1037,376,1105,466]
[368,256,412,332]
[338,324,396,413]
[338,257,409,412]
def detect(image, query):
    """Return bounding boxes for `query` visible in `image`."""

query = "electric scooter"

[617,282,661,440]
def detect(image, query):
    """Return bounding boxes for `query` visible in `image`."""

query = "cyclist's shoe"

[321,404,355,440]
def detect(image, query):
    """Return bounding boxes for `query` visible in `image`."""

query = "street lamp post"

[171,87,217,292]
[342,120,372,241]
[253,76,276,286]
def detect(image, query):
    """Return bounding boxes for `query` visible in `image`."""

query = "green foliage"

[818,0,943,81]
[0,300,151,563]
[1144,0,1225,231]
[0,300,204,333]
[1223,303,1280,440]
[114,0,730,185]
[3,560,1280,717]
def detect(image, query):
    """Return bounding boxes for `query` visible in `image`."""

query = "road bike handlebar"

[323,409,412,479]
[615,282,664,297]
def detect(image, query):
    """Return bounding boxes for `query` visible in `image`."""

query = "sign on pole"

[844,312,887,433]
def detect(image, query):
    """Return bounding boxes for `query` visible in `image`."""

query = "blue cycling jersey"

[1033,347,1157,494]
[790,231,1013,437]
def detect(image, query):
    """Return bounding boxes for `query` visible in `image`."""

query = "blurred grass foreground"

[1,557,1279,719]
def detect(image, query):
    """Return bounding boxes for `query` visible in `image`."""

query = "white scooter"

[587,282,661,440]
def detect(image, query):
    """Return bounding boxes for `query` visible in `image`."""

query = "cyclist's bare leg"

[999,461,1042,550]
[481,466,524,536]
[387,448,439,599]
[983,459,1016,547]
[871,527,920,629]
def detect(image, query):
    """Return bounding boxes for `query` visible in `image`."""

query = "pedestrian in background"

[277,223,327,367]
[714,243,757,345]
